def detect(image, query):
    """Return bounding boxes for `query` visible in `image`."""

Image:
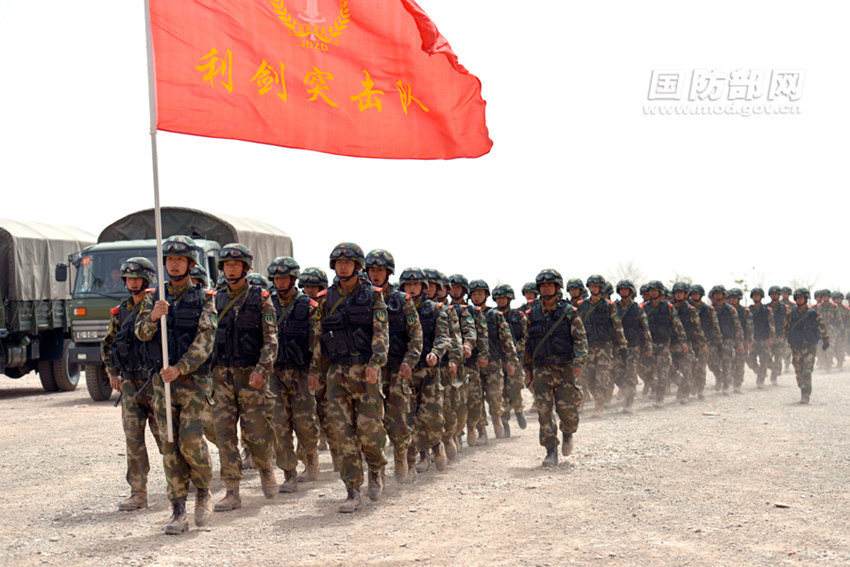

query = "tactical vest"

[770,301,787,331]
[675,302,697,345]
[465,303,481,363]
[385,290,409,368]
[320,281,375,365]
[505,308,524,346]
[112,300,148,379]
[484,308,505,362]
[750,305,772,341]
[214,285,264,368]
[526,300,575,365]
[147,284,206,370]
[617,301,641,347]
[274,292,313,370]
[716,304,737,340]
[787,308,820,349]
[695,303,717,343]
[417,298,438,368]
[580,300,615,346]
[644,300,674,345]
[735,305,751,340]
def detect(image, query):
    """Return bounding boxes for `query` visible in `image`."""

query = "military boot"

[501,416,511,438]
[493,418,505,439]
[476,424,488,446]
[165,498,189,535]
[318,434,328,451]
[338,485,362,513]
[623,396,635,414]
[214,481,242,512]
[562,434,574,457]
[432,442,447,471]
[466,425,478,447]
[406,449,418,483]
[259,466,277,499]
[297,448,320,483]
[800,392,810,404]
[193,487,212,527]
[516,410,527,430]
[444,437,458,462]
[279,469,298,493]
[542,446,558,467]
[367,469,384,502]
[415,450,431,473]
[593,400,605,418]
[118,491,147,512]
[394,455,408,484]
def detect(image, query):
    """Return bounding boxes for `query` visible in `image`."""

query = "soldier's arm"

[368,293,389,369]
[517,312,529,354]
[817,313,830,344]
[430,305,451,360]
[608,302,627,348]
[173,292,217,376]
[402,296,423,368]
[766,306,776,340]
[253,293,278,379]
[710,309,722,346]
[448,307,464,366]
[690,307,706,349]
[100,311,120,377]
[476,308,490,360]
[570,310,589,367]
[497,312,519,367]
[783,310,791,337]
[669,305,688,345]
[639,309,652,346]
[307,305,327,381]
[731,309,744,343]
[458,306,477,353]
[134,294,159,341]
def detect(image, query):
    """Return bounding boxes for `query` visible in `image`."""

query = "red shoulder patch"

[375,285,386,293]
[447,304,454,310]
[525,309,531,315]
[146,287,156,293]
[262,290,270,298]
[608,300,614,306]
[205,289,217,296]
[405,293,413,300]
[437,302,444,308]
[110,306,120,315]
[317,289,327,298]
[309,299,319,308]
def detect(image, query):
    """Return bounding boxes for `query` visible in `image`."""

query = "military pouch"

[352,328,372,353]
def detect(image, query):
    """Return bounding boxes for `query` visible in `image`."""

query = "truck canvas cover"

[0,219,96,301]
[98,207,293,271]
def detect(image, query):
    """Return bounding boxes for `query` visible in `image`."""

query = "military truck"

[58,207,293,401]
[0,219,96,391]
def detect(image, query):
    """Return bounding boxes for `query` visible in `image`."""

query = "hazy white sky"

[1,1,846,294]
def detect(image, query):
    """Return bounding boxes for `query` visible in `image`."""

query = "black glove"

[822,340,829,351]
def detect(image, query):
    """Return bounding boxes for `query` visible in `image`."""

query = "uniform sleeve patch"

[110,306,120,315]
[376,309,387,322]
[406,314,417,326]
[205,289,217,296]
[210,313,218,328]
[263,312,275,326]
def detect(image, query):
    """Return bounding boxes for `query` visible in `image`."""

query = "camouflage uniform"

[784,291,829,403]
[474,298,519,438]
[212,280,278,497]
[439,297,466,454]
[834,294,850,370]
[670,294,706,403]
[576,292,627,415]
[815,294,839,371]
[729,291,752,392]
[768,289,789,383]
[614,287,652,412]
[102,291,162,509]
[689,289,721,399]
[524,270,588,465]
[136,280,216,504]
[308,275,390,503]
[747,292,776,387]
[711,296,744,394]
[496,297,528,427]
[446,286,478,446]
[642,283,687,407]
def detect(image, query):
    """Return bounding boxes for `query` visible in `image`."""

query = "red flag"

[149,0,492,159]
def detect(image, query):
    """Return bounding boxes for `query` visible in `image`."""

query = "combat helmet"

[781,286,792,295]
[449,274,470,294]
[299,267,328,290]
[468,279,490,296]
[329,242,365,270]
[709,284,727,298]
[365,249,395,275]
[120,257,157,286]
[422,268,443,287]
[831,291,844,302]
[585,274,606,288]
[521,282,538,297]
[398,267,427,287]
[162,235,200,263]
[689,284,705,296]
[246,272,272,290]
[189,265,208,286]
[491,284,516,300]
[728,288,744,300]
[616,279,636,297]
[646,280,664,291]
[793,288,810,300]
[218,243,253,271]
[768,285,782,296]
[267,256,300,279]
[671,281,690,294]
[536,269,564,289]
[750,287,765,299]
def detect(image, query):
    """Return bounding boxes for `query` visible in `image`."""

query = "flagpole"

[144,0,173,443]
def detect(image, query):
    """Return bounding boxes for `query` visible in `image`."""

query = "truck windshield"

[73,248,157,299]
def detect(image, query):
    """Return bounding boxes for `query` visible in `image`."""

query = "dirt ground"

[1,366,849,567]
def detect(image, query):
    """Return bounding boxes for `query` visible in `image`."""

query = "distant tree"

[612,258,647,286]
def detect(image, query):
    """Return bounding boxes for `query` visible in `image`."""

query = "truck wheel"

[37,361,59,392]
[85,365,112,401]
[54,340,81,391]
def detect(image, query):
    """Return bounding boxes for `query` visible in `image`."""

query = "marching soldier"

[520,282,538,312]
[614,279,652,413]
[135,235,216,535]
[101,257,163,512]
[727,288,752,392]
[670,282,705,404]
[307,243,390,513]
[523,269,588,466]
[642,280,687,408]
[267,257,321,493]
[748,288,775,388]
[492,284,528,434]
[767,286,789,384]
[784,288,829,404]
[689,284,721,400]
[709,285,745,394]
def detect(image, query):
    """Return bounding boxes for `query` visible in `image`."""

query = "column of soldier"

[100,236,841,535]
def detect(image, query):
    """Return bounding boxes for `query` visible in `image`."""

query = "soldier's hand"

[399,362,412,380]
[463,345,472,359]
[448,362,457,375]
[249,371,265,389]
[161,366,181,383]
[308,374,318,391]
[737,345,745,354]
[365,365,379,384]
[681,345,689,354]
[822,340,830,351]
[109,374,122,392]
[151,299,170,322]
[768,339,774,347]
[506,363,516,376]
[647,348,654,358]
[426,352,438,367]
[573,366,583,379]
[701,346,707,353]
[477,358,488,368]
